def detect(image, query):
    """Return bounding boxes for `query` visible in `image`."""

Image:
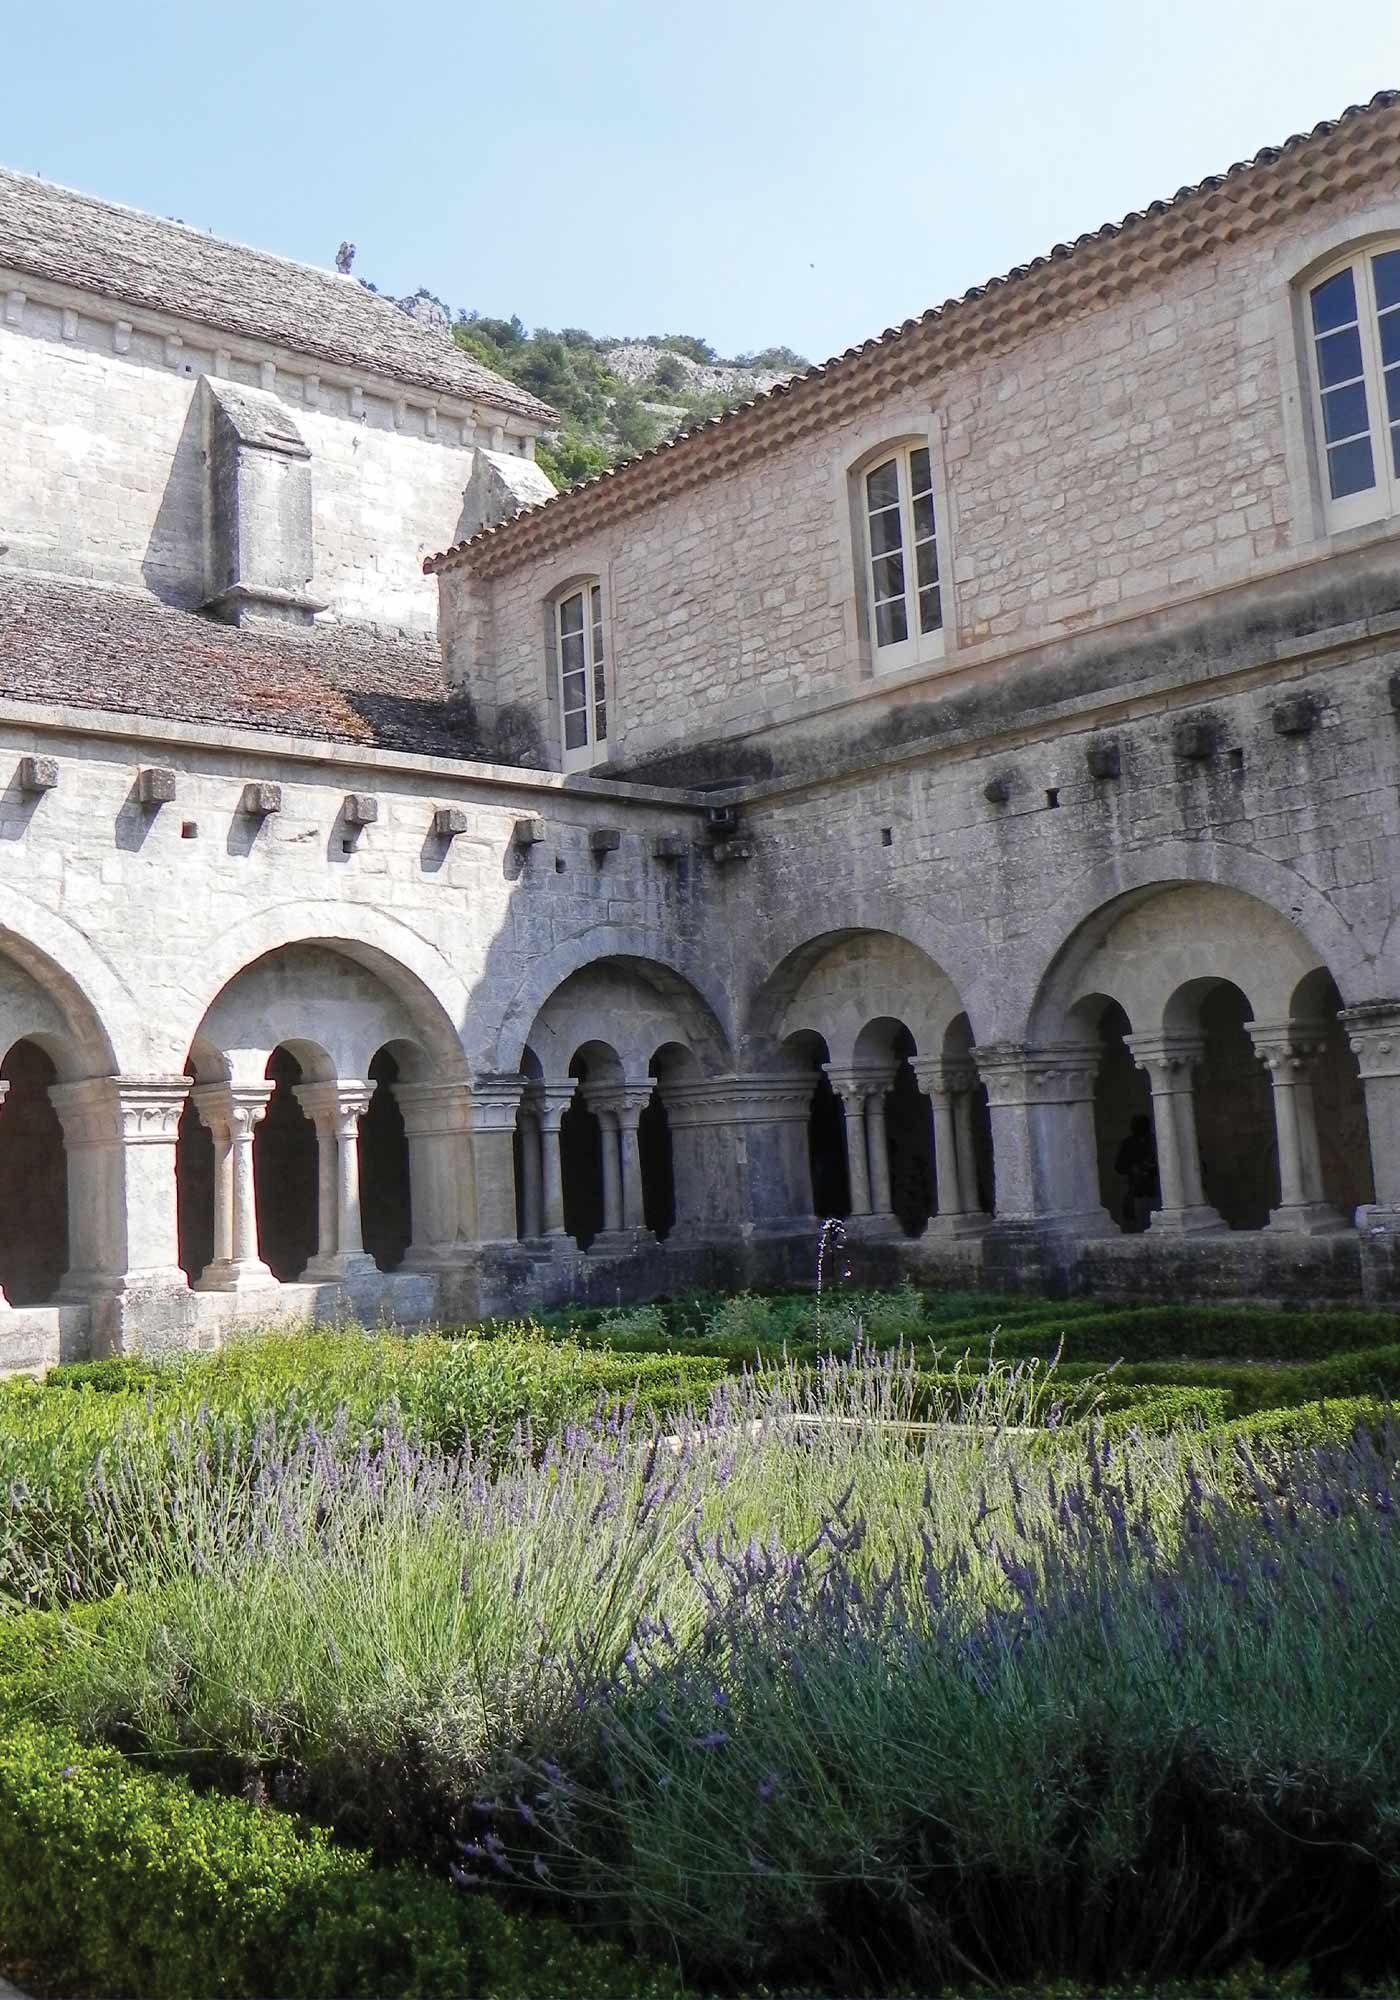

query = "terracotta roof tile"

[0,166,555,428]
[0,569,490,761]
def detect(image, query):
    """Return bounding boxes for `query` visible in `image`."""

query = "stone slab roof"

[0,570,492,760]
[0,166,555,428]
[428,89,1400,579]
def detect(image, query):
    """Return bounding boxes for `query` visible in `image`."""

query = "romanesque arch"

[1028,880,1371,1236]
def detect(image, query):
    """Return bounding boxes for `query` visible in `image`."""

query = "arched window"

[1304,243,1400,530]
[553,580,608,771]
[857,442,944,673]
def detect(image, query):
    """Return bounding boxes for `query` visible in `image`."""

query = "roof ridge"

[426,87,1400,575]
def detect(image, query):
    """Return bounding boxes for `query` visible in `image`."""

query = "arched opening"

[561,1045,615,1251]
[360,1046,411,1273]
[1077,997,1155,1232]
[1293,969,1375,1217]
[853,1017,933,1236]
[642,1045,689,1242]
[253,1046,319,1281]
[175,1060,214,1283]
[943,1013,994,1217]
[780,1031,848,1219]
[1175,980,1279,1230]
[515,1047,545,1242]
[0,1039,68,1305]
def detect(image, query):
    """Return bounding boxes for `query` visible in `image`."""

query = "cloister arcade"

[1,886,1399,1331]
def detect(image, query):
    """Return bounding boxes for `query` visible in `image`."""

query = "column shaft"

[953,1092,980,1215]
[928,1087,962,1216]
[599,1112,624,1231]
[866,1092,894,1215]
[619,1110,645,1231]
[520,1116,544,1238]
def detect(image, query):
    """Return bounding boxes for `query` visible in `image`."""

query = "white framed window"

[859,443,944,672]
[554,581,608,771]
[1305,244,1400,531]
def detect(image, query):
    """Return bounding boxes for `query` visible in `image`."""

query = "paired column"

[189,1083,277,1290]
[516,1093,546,1240]
[913,1056,989,1236]
[52,1075,195,1298]
[533,1081,577,1240]
[1123,1035,1224,1236]
[824,1065,897,1229]
[586,1084,658,1245]
[1246,1023,1346,1234]
[1340,1002,1400,1231]
[294,1081,376,1280]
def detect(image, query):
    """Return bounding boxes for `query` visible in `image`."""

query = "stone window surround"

[835,405,956,683]
[0,263,538,458]
[536,547,619,772]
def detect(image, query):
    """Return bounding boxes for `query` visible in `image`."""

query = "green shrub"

[0,1714,675,1999]
[993,1305,1400,1365]
[1211,1395,1393,1456]
[1094,1385,1235,1439]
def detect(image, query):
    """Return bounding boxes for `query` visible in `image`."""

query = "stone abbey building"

[5,94,1400,1365]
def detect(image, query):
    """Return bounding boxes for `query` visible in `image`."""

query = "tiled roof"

[0,166,555,428]
[428,89,1400,579]
[0,569,491,760]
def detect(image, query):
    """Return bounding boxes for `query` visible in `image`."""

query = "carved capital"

[392,1080,472,1140]
[1340,1002,1400,1081]
[1124,1033,1207,1089]
[294,1080,373,1136]
[468,1073,530,1132]
[51,1075,192,1147]
[585,1083,657,1130]
[912,1056,977,1098]
[973,1042,1100,1108]
[192,1083,271,1144]
[824,1063,897,1107]
[1247,1021,1326,1078]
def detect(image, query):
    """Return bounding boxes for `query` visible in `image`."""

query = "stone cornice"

[429,93,1400,581]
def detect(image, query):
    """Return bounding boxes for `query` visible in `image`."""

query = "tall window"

[862,444,942,666]
[1307,245,1400,530]
[556,583,607,770]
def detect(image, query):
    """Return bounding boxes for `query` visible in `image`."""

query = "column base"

[1267,1202,1353,1237]
[302,1253,379,1283]
[195,1257,278,1293]
[924,1210,992,1240]
[1357,1204,1400,1235]
[845,1213,903,1240]
[588,1228,657,1255]
[1147,1204,1227,1237]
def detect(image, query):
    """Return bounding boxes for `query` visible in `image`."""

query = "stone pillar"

[51,1076,196,1298]
[658,1077,766,1239]
[865,1088,895,1218]
[586,1085,658,1245]
[617,1090,652,1233]
[534,1081,578,1241]
[467,1075,528,1245]
[0,1080,10,1307]
[1246,1024,1348,1234]
[294,1082,376,1279]
[914,1057,988,1237]
[1124,1035,1225,1236]
[596,1107,624,1232]
[973,1043,1114,1234]
[393,1081,474,1270]
[188,1084,277,1291]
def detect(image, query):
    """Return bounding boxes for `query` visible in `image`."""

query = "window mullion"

[1362,257,1400,513]
[898,455,917,631]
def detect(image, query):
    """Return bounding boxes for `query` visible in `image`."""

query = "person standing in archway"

[1114,1113,1159,1232]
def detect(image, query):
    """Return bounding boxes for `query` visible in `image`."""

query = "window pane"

[595,703,607,742]
[1374,249,1400,313]
[916,538,939,589]
[1311,266,1359,335]
[561,631,586,674]
[866,460,900,510]
[869,505,903,556]
[1323,379,1370,444]
[918,585,942,634]
[872,553,906,602]
[590,586,604,659]
[1387,368,1400,426]
[909,446,932,494]
[559,591,585,636]
[593,657,606,705]
[1392,425,1400,479]
[1316,324,1364,388]
[562,668,587,710]
[1328,434,1376,499]
[875,599,908,647]
[1381,311,1400,368]
[912,493,936,543]
[564,709,588,751]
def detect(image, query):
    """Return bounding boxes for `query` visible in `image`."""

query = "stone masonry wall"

[0,279,521,639]
[462,173,1400,774]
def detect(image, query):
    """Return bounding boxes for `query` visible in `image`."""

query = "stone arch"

[520,958,732,1083]
[0,908,125,1082]
[1005,844,1373,1045]
[488,926,735,1075]
[169,902,470,1081]
[749,928,970,1070]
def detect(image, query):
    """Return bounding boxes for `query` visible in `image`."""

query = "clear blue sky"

[4,0,1399,366]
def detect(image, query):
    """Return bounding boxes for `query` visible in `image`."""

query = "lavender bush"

[28,1343,1400,1991]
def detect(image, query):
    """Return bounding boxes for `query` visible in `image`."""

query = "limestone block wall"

[458,173,1400,773]
[0,276,534,639]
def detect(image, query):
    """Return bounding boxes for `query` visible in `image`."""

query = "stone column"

[1246,1024,1347,1234]
[0,1080,10,1307]
[973,1042,1114,1234]
[586,1085,657,1245]
[914,1057,988,1237]
[865,1087,895,1218]
[596,1107,624,1232]
[534,1082,578,1241]
[294,1082,376,1279]
[51,1076,196,1298]
[657,1077,768,1239]
[824,1069,873,1217]
[616,1089,653,1233]
[1124,1035,1225,1235]
[467,1075,528,1245]
[1341,1003,1400,1220]
[188,1084,277,1290]
[393,1081,474,1270]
